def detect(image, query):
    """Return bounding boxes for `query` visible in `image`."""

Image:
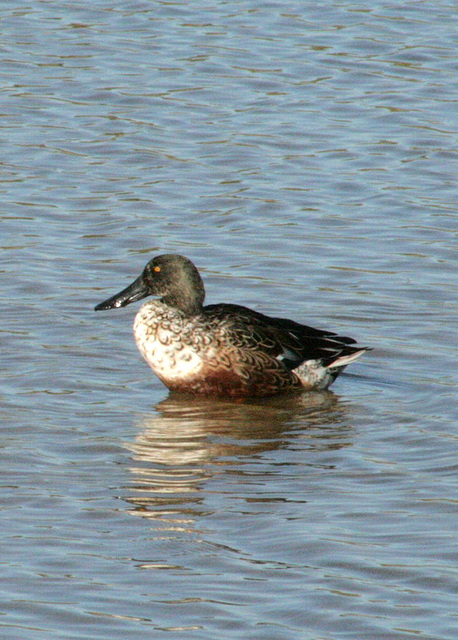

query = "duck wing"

[203,303,363,371]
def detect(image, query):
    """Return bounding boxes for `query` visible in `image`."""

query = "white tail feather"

[328,348,368,369]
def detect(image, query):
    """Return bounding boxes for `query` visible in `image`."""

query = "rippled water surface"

[2,1,457,639]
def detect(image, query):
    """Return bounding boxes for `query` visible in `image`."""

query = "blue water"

[1,1,457,639]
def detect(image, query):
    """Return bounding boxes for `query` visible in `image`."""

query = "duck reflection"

[122,392,353,528]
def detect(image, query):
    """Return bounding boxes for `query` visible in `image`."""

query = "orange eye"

[153,265,161,273]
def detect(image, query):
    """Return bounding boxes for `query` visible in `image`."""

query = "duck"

[94,254,369,397]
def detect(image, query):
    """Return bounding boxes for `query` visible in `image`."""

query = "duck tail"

[327,347,370,370]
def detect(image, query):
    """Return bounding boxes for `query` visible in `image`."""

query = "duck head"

[94,254,206,316]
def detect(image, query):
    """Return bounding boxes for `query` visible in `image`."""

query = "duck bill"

[94,274,149,311]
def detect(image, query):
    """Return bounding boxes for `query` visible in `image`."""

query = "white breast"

[133,303,203,383]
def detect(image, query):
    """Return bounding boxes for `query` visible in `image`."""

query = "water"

[1,1,457,638]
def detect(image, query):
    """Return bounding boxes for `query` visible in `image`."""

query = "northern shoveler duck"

[95,254,369,397]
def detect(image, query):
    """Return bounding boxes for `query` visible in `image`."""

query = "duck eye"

[153,265,161,273]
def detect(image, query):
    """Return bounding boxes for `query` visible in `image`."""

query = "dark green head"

[94,254,206,316]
